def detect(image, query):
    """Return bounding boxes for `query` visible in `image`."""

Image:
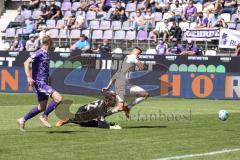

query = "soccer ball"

[218,110,229,121]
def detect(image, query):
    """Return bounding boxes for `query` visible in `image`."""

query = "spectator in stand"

[205,0,221,14]
[144,0,155,11]
[101,0,112,12]
[49,2,63,20]
[93,39,112,53]
[15,9,25,23]
[214,18,228,28]
[184,0,197,22]
[208,10,219,27]
[110,1,128,22]
[24,18,35,35]
[153,19,171,42]
[194,12,208,28]
[21,0,40,10]
[38,25,50,44]
[167,38,184,55]
[70,34,90,51]
[234,8,240,26]
[156,37,168,55]
[62,10,76,29]
[38,1,51,21]
[169,20,182,42]
[144,8,155,30]
[89,0,101,12]
[25,34,38,52]
[234,43,240,56]
[130,10,150,30]
[73,10,86,29]
[154,0,170,13]
[10,36,25,51]
[180,40,200,55]
[169,0,184,24]
[220,0,237,15]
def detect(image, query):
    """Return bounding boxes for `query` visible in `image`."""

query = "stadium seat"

[220,13,231,22]
[81,29,90,38]
[137,30,148,41]
[46,19,56,28]
[148,31,154,40]
[70,29,81,39]
[61,2,72,11]
[122,21,130,30]
[86,11,96,20]
[237,23,240,31]
[228,22,236,29]
[56,19,65,28]
[231,14,238,22]
[22,10,32,19]
[55,2,62,7]
[111,21,122,30]
[103,30,113,39]
[64,10,72,17]
[205,50,217,56]
[16,28,27,36]
[154,12,163,22]
[59,29,69,38]
[100,20,111,30]
[89,20,100,29]
[49,29,59,38]
[72,2,81,11]
[126,3,137,12]
[5,28,15,38]
[137,3,145,10]
[92,30,103,39]
[32,10,42,20]
[145,49,156,54]
[125,30,136,40]
[114,30,126,40]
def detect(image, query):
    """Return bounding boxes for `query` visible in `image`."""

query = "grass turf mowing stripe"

[154,148,240,160]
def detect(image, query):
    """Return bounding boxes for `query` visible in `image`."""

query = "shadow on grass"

[125,125,167,129]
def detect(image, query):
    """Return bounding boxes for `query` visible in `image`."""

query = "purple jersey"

[30,49,50,82]
[185,6,197,17]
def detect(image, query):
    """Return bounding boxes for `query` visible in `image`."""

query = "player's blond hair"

[42,35,52,46]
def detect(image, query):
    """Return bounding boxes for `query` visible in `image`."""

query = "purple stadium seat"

[103,30,113,39]
[114,30,125,40]
[154,12,163,21]
[231,14,238,22]
[61,2,72,11]
[126,3,136,12]
[81,29,90,38]
[72,2,81,11]
[49,29,59,38]
[56,19,65,28]
[22,10,32,19]
[137,3,145,10]
[5,28,15,38]
[86,11,96,20]
[70,29,81,38]
[100,21,111,30]
[125,30,136,40]
[32,10,42,19]
[89,20,100,29]
[92,30,103,39]
[46,19,56,28]
[148,31,154,40]
[64,10,72,17]
[16,28,27,35]
[111,21,122,30]
[122,21,130,30]
[137,31,148,41]
[59,29,69,38]
[228,22,236,29]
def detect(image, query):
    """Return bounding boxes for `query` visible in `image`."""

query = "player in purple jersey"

[17,36,62,131]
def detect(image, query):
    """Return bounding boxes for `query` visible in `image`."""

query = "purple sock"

[23,107,40,121]
[43,101,59,117]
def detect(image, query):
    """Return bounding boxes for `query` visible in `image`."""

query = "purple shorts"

[34,81,56,102]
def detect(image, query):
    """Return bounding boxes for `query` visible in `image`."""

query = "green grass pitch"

[0,93,240,160]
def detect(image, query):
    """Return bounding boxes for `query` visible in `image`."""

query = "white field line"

[154,148,240,160]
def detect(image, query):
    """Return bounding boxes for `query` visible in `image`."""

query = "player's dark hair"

[42,35,52,46]
[134,47,142,54]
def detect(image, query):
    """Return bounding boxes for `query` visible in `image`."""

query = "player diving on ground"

[102,47,149,118]
[55,91,121,129]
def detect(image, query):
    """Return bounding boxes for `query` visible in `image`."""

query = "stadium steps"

[0,9,19,39]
